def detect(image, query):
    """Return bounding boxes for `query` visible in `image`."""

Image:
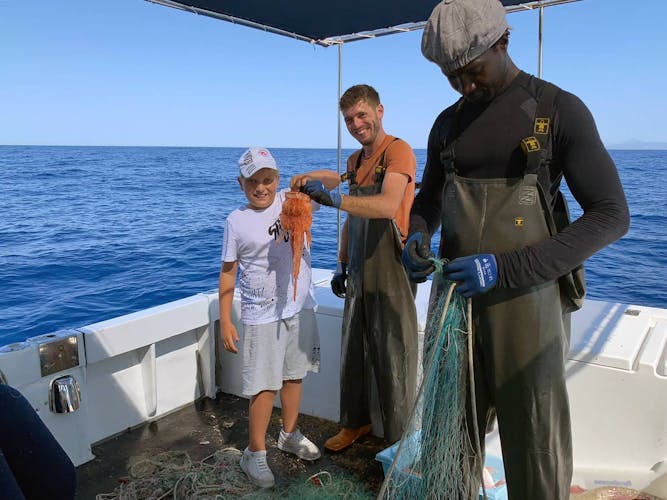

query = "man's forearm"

[339,193,398,219]
[292,169,341,191]
[338,171,408,219]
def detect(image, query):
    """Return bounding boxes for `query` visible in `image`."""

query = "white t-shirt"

[221,189,317,325]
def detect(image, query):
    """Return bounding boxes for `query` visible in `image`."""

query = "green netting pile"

[378,267,474,500]
[96,448,375,500]
[95,448,255,500]
[248,470,374,499]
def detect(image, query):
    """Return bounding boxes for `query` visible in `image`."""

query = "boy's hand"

[221,322,240,354]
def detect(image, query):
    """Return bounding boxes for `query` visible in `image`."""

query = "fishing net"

[378,259,477,500]
[247,470,374,499]
[95,448,254,500]
[96,448,375,500]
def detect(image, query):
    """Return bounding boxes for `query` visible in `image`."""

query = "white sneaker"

[240,448,275,488]
[277,428,321,461]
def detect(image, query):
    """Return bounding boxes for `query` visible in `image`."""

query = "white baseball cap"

[238,147,278,178]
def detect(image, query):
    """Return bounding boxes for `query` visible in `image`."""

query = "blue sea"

[1,146,666,345]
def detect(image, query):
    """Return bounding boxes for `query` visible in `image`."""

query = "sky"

[1,0,666,149]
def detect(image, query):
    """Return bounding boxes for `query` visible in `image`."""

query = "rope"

[466,297,486,500]
[96,448,375,499]
[96,448,258,500]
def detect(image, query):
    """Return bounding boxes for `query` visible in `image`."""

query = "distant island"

[606,139,667,150]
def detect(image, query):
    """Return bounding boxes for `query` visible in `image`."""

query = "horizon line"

[2,143,667,151]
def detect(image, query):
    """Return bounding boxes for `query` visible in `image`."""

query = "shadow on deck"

[76,393,387,499]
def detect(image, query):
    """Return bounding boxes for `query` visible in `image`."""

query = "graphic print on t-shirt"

[221,189,316,325]
[268,217,289,243]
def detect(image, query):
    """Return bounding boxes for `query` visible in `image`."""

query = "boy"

[218,147,321,488]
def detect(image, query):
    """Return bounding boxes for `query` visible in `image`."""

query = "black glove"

[301,180,342,208]
[401,232,435,283]
[331,262,347,298]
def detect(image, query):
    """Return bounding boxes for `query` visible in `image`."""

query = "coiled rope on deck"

[95,448,256,500]
[96,448,375,500]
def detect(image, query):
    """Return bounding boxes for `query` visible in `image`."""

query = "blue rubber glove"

[301,180,342,208]
[330,262,347,298]
[443,254,498,298]
[401,232,435,283]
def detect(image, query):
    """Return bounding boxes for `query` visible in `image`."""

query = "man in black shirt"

[402,0,629,498]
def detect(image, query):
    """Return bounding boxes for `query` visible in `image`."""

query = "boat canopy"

[147,0,580,46]
[146,0,581,248]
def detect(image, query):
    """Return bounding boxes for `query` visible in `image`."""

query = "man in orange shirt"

[291,84,418,451]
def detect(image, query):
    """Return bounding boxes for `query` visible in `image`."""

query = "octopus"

[280,191,312,301]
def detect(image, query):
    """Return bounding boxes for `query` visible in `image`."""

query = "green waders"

[432,166,574,499]
[339,161,418,444]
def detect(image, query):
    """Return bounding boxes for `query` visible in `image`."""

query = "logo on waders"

[535,118,550,134]
[514,217,525,227]
[518,186,537,205]
[521,136,541,154]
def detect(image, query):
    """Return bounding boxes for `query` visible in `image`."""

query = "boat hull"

[1,268,665,495]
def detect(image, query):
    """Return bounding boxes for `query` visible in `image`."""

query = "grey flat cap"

[422,0,509,74]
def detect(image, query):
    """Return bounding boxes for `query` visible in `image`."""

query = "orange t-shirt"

[345,135,416,244]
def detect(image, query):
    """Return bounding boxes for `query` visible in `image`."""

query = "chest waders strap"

[347,137,401,188]
[439,98,465,175]
[521,82,558,176]
[523,82,586,312]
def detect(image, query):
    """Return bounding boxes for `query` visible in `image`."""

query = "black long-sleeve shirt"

[411,71,630,288]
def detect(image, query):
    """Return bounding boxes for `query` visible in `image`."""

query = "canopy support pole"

[336,42,343,256]
[538,5,544,77]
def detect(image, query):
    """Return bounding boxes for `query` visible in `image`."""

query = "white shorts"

[242,308,320,397]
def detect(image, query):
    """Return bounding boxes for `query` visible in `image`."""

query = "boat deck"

[76,392,387,499]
